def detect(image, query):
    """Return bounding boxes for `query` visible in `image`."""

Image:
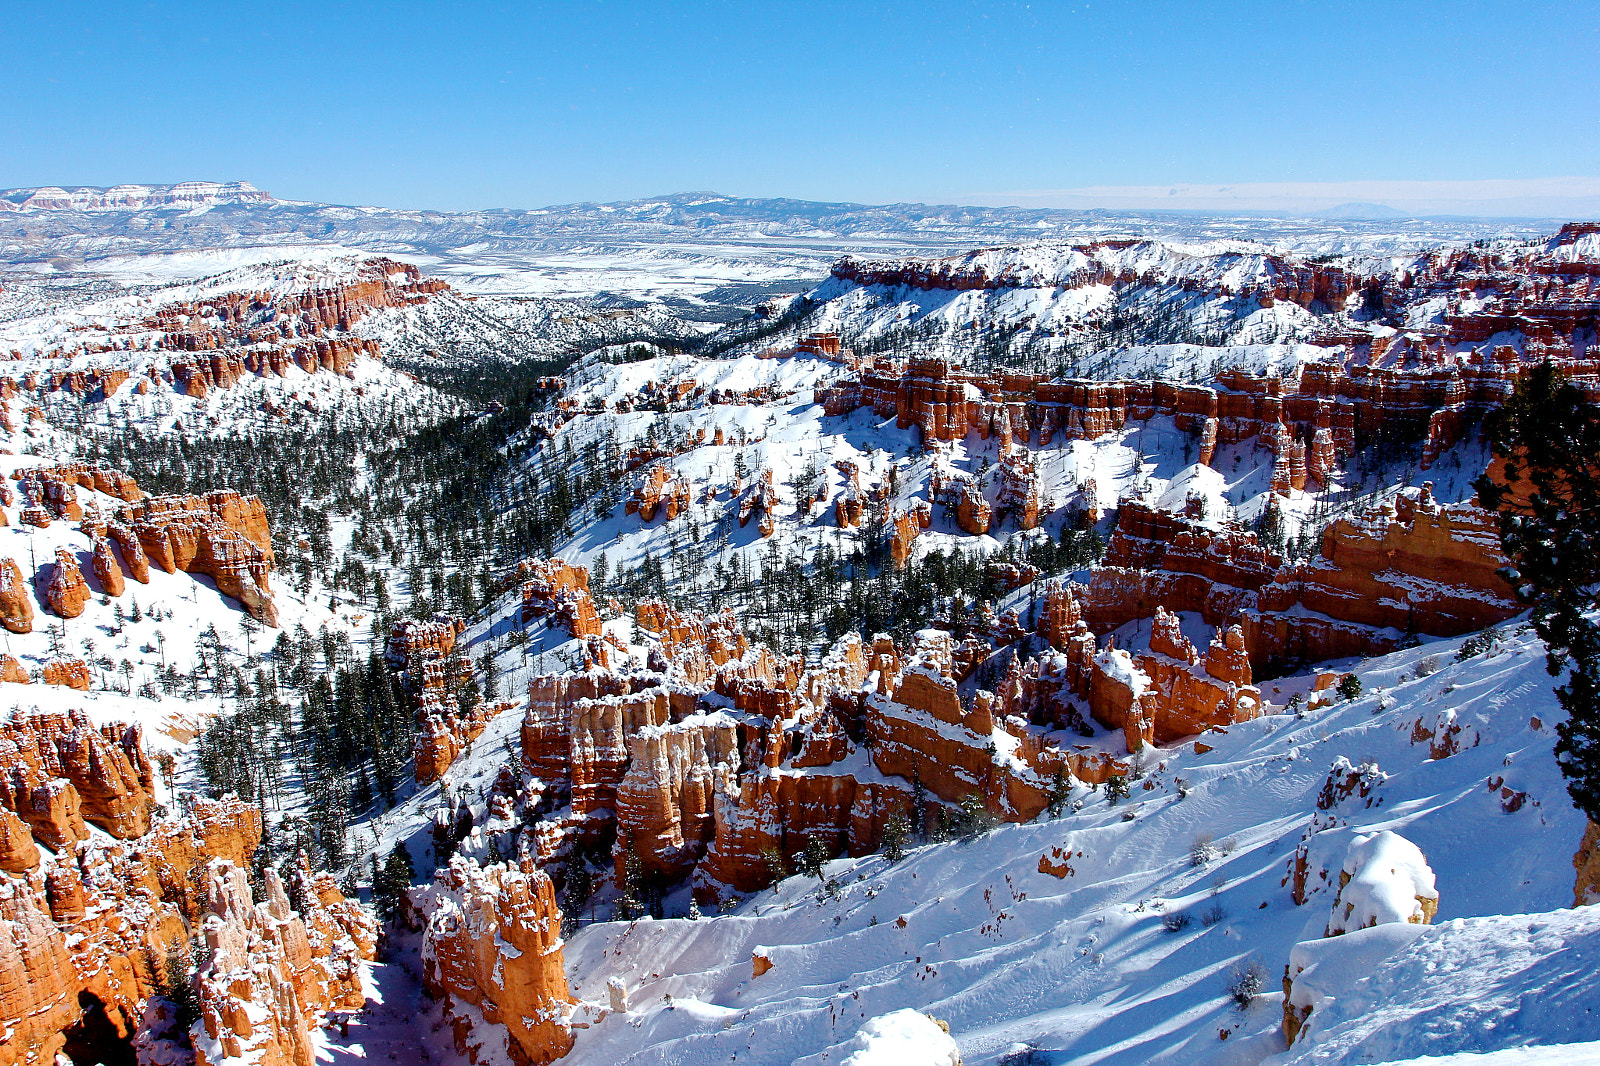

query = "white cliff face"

[0,182,272,212]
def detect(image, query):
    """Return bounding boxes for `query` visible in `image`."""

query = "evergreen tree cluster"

[1478,361,1600,822]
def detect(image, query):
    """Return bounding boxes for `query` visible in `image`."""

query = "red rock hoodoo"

[414,856,575,1066]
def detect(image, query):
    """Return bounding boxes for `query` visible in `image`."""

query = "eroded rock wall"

[414,856,574,1066]
[0,796,261,1066]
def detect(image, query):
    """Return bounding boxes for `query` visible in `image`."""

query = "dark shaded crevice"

[61,991,136,1066]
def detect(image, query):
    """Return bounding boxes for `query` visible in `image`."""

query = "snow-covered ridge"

[0,250,439,371]
[829,238,1347,295]
[0,180,271,212]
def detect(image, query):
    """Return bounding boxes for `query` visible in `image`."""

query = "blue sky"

[2,1,1596,213]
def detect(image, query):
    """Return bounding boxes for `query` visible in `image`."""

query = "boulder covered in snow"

[1326,830,1439,937]
[1285,830,1440,1046]
[828,1010,962,1066]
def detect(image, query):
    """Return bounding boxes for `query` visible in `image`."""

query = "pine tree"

[800,836,830,880]
[561,864,593,936]
[374,838,412,921]
[1045,767,1073,818]
[880,814,909,863]
[1477,361,1600,821]
[616,845,645,921]
[480,650,498,701]
[910,774,928,841]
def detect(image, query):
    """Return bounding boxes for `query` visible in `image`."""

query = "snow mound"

[1327,831,1439,935]
[1365,1045,1600,1065]
[815,1009,962,1066]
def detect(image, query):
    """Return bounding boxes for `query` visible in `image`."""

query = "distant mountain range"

[0,186,1561,281]
[0,186,1579,342]
[0,180,272,212]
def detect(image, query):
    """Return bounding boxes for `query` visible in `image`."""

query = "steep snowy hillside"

[0,419,360,759]
[776,240,1340,369]
[346,568,1599,1064]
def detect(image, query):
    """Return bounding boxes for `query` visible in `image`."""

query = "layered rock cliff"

[0,704,374,1066]
[116,491,279,625]
[191,858,376,1066]
[7,256,449,404]
[1073,485,1522,674]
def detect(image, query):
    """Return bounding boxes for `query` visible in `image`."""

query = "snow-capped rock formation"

[0,255,448,416]
[0,704,374,1066]
[414,855,575,1066]
[794,221,1600,371]
[0,790,260,1066]
[116,491,279,624]
[191,858,375,1066]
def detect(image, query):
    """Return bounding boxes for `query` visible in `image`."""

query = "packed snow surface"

[1273,908,1600,1065]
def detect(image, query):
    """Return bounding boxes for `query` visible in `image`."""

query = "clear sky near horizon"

[2,0,1597,215]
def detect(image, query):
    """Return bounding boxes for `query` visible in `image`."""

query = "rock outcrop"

[819,338,1599,482]
[42,548,89,618]
[1576,819,1600,907]
[414,856,574,1066]
[1085,610,1262,750]
[615,712,741,880]
[116,491,279,624]
[520,558,601,638]
[0,805,38,873]
[16,257,448,404]
[506,600,1127,901]
[191,858,376,1066]
[40,659,91,690]
[17,464,144,506]
[1070,486,1522,673]
[0,706,370,1066]
[1242,485,1520,669]
[90,536,124,597]
[1283,830,1438,1046]
[0,557,33,633]
[0,656,27,685]
[0,709,154,842]
[413,701,507,785]
[108,524,150,583]
[627,464,693,523]
[0,796,261,1066]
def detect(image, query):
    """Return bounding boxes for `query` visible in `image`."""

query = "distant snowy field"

[0,190,1553,307]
